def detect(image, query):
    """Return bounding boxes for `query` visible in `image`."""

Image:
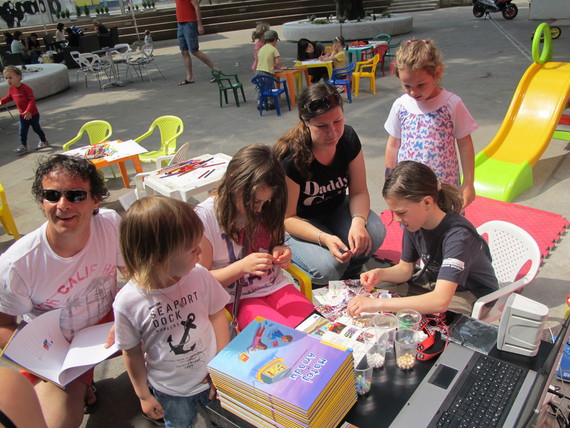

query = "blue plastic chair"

[327,62,356,103]
[251,75,291,117]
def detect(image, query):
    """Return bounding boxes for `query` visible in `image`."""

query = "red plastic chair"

[372,44,389,76]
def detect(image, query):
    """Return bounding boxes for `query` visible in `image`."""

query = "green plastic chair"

[372,33,392,43]
[62,120,117,179]
[211,70,246,108]
[134,115,184,168]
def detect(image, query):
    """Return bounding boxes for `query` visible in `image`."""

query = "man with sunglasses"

[0,154,123,427]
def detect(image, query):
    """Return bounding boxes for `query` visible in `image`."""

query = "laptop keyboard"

[433,353,527,428]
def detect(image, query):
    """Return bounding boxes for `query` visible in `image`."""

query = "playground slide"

[474,60,570,201]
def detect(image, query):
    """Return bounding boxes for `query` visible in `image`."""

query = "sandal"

[209,77,216,83]
[84,382,98,414]
[178,79,194,85]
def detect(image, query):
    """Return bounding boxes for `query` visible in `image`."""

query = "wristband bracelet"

[317,231,323,247]
[352,214,367,226]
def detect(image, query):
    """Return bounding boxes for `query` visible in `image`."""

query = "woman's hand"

[360,269,382,292]
[272,246,291,269]
[321,233,351,263]
[348,219,371,257]
[347,295,382,317]
[140,395,164,421]
[240,252,274,276]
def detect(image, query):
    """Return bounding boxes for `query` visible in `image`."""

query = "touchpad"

[428,365,458,389]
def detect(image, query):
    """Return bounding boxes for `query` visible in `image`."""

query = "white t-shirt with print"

[384,89,477,186]
[113,264,230,397]
[0,209,122,340]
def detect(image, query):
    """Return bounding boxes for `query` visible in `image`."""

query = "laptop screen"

[516,314,570,427]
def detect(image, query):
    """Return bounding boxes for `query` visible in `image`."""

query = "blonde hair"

[395,39,445,80]
[252,22,270,42]
[2,65,22,77]
[214,144,286,251]
[120,196,204,291]
[333,36,345,50]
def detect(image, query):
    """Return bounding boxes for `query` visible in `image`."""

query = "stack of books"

[208,317,357,428]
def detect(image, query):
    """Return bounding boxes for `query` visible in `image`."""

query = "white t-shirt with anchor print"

[113,264,230,397]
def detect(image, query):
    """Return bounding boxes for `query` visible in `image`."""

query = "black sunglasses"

[42,189,89,203]
[303,92,342,113]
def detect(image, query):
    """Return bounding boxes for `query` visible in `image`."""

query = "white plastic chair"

[471,220,541,323]
[110,43,132,75]
[125,44,165,83]
[75,53,111,89]
[134,142,191,200]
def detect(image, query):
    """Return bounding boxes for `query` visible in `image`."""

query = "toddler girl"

[251,22,270,71]
[113,196,230,427]
[384,39,477,207]
[196,144,315,330]
[320,36,346,70]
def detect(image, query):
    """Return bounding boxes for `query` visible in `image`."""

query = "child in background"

[251,22,270,71]
[320,36,346,70]
[255,29,281,77]
[196,144,315,330]
[255,29,282,108]
[0,66,49,154]
[347,161,497,317]
[384,39,477,208]
[297,38,327,82]
[113,196,230,427]
[144,29,153,46]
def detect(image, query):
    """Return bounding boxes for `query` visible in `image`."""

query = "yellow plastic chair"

[352,54,380,97]
[62,120,117,179]
[0,183,20,240]
[134,116,184,168]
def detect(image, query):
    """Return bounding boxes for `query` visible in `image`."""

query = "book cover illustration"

[208,318,352,411]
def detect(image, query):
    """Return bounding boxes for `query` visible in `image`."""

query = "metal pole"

[35,0,48,33]
[129,2,141,40]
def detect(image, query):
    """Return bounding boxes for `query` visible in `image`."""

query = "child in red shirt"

[0,65,49,154]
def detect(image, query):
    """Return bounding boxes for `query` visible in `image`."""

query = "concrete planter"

[0,64,70,106]
[282,14,413,42]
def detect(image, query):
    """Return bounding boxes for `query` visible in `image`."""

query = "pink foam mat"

[373,196,569,265]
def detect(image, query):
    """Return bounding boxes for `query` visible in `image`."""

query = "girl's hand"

[240,252,274,276]
[322,233,351,263]
[348,220,371,257]
[347,295,381,317]
[201,374,217,399]
[360,269,382,292]
[272,246,291,269]
[23,111,32,120]
[461,183,476,208]
[140,396,164,421]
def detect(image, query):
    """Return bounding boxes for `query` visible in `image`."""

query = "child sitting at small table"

[320,36,346,70]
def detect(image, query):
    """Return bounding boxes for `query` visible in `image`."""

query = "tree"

[336,0,365,21]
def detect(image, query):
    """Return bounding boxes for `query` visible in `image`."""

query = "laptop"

[390,313,570,428]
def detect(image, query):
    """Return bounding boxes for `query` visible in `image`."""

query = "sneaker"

[37,141,50,150]
[14,145,28,154]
